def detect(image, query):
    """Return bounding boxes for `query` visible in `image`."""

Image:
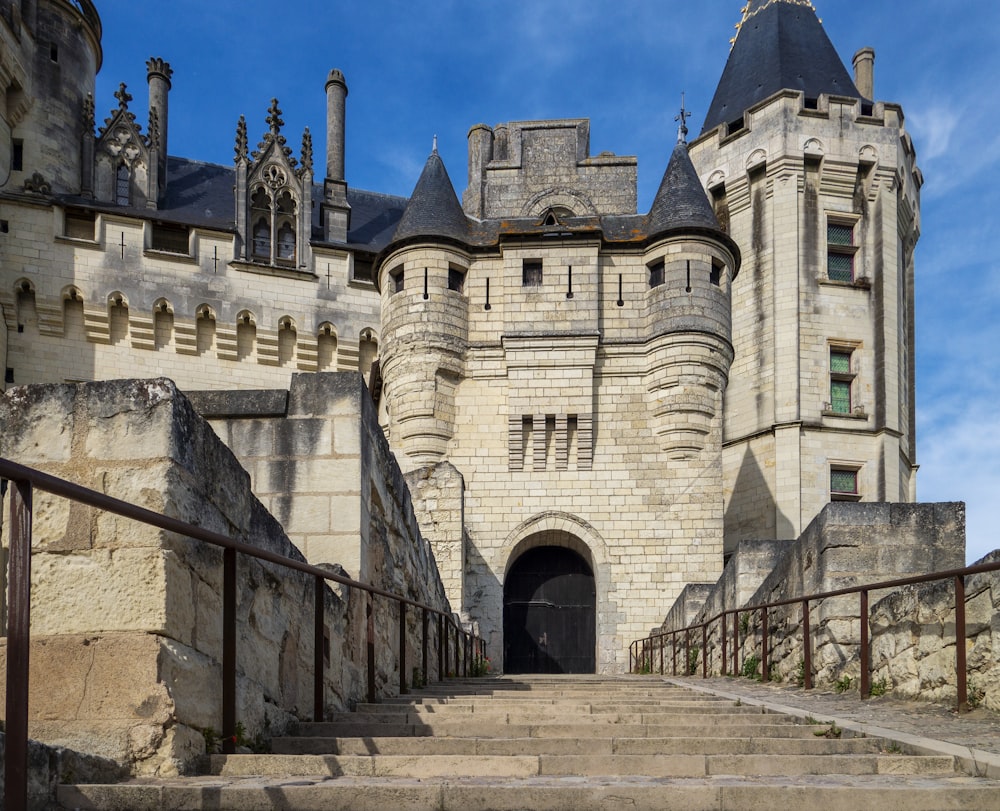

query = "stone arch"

[236,309,257,361]
[152,298,174,350]
[278,315,297,366]
[522,187,597,218]
[359,327,378,377]
[746,149,767,173]
[61,286,85,340]
[14,279,37,333]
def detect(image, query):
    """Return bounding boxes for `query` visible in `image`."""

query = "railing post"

[801,599,812,690]
[222,547,237,755]
[629,641,634,673]
[6,479,33,811]
[761,606,769,682]
[860,589,870,699]
[659,634,664,675]
[721,613,728,676]
[672,632,677,676]
[463,632,469,677]
[956,574,968,712]
[422,607,429,689]
[399,602,408,695]
[367,591,376,703]
[684,630,690,677]
[733,611,740,677]
[702,623,708,678]
[438,613,445,682]
[313,576,325,721]
[454,622,460,678]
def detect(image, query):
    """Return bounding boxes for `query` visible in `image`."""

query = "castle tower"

[378,146,470,466]
[0,0,102,195]
[689,0,920,553]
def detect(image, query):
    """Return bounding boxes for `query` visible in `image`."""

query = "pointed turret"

[646,143,721,238]
[392,146,469,245]
[701,0,863,134]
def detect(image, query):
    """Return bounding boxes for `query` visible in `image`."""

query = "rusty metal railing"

[0,458,484,810]
[631,557,1000,712]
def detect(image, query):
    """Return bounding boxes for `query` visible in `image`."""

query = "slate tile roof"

[702,0,864,134]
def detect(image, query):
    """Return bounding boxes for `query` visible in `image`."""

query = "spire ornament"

[675,93,691,144]
[235,115,248,163]
[148,106,160,150]
[114,83,133,112]
[252,98,295,165]
[300,127,313,174]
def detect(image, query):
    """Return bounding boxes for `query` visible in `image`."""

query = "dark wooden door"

[503,546,596,674]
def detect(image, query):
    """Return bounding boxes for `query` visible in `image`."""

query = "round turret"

[14,0,102,194]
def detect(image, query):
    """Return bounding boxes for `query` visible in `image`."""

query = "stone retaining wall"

[0,377,456,776]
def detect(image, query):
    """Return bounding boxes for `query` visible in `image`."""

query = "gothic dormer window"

[235,99,312,270]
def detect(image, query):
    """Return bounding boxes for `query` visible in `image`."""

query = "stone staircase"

[59,676,1000,810]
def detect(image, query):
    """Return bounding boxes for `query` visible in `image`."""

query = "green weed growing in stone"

[833,675,853,694]
[794,658,806,687]
[741,654,761,680]
[688,646,700,675]
[869,677,888,697]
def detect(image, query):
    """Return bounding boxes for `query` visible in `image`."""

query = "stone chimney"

[852,47,875,100]
[146,58,172,197]
[322,69,350,242]
[325,69,348,182]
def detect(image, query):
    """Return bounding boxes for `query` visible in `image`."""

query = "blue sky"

[93,1,1000,563]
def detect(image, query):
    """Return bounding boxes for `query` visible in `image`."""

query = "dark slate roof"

[646,143,720,237]
[390,150,469,244]
[56,156,408,253]
[701,0,863,134]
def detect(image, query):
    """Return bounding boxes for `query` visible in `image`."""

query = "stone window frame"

[448,264,467,295]
[115,162,131,206]
[823,341,866,419]
[647,258,665,288]
[830,463,862,502]
[825,213,860,283]
[389,265,404,294]
[148,221,191,255]
[249,184,298,267]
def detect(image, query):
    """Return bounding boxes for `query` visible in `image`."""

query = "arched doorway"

[503,546,596,674]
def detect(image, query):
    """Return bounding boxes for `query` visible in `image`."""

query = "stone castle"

[0,0,921,673]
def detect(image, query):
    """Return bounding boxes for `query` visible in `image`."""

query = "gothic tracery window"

[116,163,131,206]
[248,181,297,266]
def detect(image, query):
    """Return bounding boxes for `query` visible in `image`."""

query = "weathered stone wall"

[0,377,455,776]
[870,550,1000,710]
[662,502,966,689]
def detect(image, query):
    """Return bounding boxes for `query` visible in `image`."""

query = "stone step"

[204,752,957,779]
[322,709,783,725]
[353,700,758,713]
[294,720,838,738]
[58,775,1000,811]
[272,734,887,757]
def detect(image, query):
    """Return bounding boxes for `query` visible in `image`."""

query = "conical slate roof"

[646,142,720,237]
[391,149,469,244]
[701,0,863,134]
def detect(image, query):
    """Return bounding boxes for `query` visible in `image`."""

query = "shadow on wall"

[725,445,788,553]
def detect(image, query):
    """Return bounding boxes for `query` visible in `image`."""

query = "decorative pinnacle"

[266,99,284,137]
[235,115,248,163]
[301,127,314,173]
[114,83,133,111]
[82,93,95,130]
[675,93,691,144]
[432,134,438,154]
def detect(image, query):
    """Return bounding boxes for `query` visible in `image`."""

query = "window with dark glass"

[648,258,665,288]
[448,265,466,293]
[831,468,860,500]
[522,259,543,287]
[829,348,854,414]
[827,220,857,282]
[150,222,189,254]
[115,164,130,206]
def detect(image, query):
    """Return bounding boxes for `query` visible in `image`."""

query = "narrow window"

[827,219,857,282]
[831,468,860,500]
[115,163,130,206]
[276,221,296,263]
[50,43,59,62]
[522,259,543,287]
[12,140,23,172]
[448,265,466,293]
[390,266,404,294]
[251,188,271,261]
[710,259,723,286]
[828,348,854,414]
[648,258,664,288]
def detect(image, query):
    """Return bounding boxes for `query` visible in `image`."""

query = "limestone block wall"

[870,550,1000,710]
[0,201,381,393]
[0,377,454,776]
[663,503,965,687]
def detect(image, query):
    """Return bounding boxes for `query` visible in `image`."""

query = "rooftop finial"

[675,93,691,144]
[433,134,438,154]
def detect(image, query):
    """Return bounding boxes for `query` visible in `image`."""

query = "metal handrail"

[630,555,1000,712]
[0,457,484,810]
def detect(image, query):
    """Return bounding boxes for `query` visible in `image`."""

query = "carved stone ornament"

[23,172,51,194]
[263,164,287,189]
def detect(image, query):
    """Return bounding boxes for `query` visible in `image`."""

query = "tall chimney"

[146,58,173,194]
[325,69,348,181]
[852,47,875,100]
